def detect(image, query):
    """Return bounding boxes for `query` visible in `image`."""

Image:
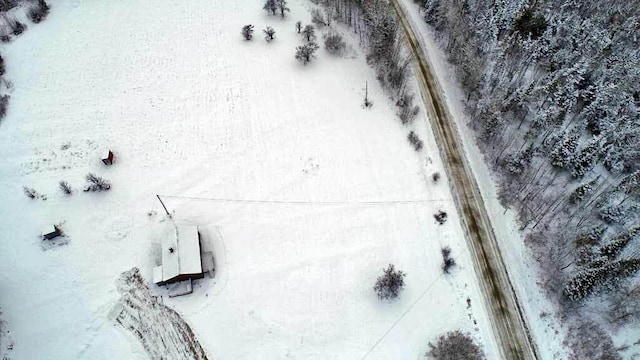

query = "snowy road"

[392,1,539,359]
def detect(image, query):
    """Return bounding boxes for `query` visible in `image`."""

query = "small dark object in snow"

[42,225,62,240]
[434,210,448,225]
[102,150,115,165]
[442,246,456,274]
[23,186,38,199]
[432,172,441,183]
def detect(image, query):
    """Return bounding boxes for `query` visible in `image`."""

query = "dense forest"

[412,0,640,357]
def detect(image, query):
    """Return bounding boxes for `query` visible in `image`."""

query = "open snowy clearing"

[0,0,498,358]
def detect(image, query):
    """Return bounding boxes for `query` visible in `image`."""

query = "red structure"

[102,150,115,165]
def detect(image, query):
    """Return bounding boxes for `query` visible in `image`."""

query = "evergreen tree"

[569,176,599,203]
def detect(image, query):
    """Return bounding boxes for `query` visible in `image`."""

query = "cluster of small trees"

[263,0,290,18]
[24,173,111,200]
[294,24,320,65]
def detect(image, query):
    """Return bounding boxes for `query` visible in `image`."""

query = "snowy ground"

[398,1,571,359]
[0,0,498,358]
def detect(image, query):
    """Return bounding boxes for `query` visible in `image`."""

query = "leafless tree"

[241,24,254,40]
[263,26,276,41]
[295,42,319,65]
[373,264,406,300]
[301,24,316,42]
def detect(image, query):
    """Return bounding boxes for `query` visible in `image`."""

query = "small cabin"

[153,226,204,286]
[42,225,61,240]
[102,150,115,165]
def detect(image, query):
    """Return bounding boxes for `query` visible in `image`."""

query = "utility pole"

[156,195,171,216]
[364,81,372,108]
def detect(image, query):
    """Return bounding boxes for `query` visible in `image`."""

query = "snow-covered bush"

[427,331,484,360]
[28,0,50,24]
[407,131,423,151]
[434,210,448,225]
[294,42,319,65]
[323,32,345,55]
[263,26,275,42]
[58,180,72,195]
[241,24,254,40]
[373,264,406,300]
[84,173,111,192]
[396,92,420,125]
[441,246,456,274]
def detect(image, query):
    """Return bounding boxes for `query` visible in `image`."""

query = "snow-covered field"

[0,0,499,358]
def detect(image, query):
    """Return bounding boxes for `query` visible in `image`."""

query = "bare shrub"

[324,32,345,55]
[397,92,420,124]
[23,186,38,199]
[434,210,448,224]
[442,246,456,274]
[59,180,72,195]
[295,20,302,33]
[373,264,406,300]
[432,172,441,183]
[427,331,485,360]
[241,24,254,40]
[407,131,423,151]
[84,173,111,192]
[28,0,50,24]
[263,26,275,41]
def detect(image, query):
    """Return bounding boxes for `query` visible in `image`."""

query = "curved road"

[390,1,539,359]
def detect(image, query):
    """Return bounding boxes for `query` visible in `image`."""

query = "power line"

[359,274,443,360]
[157,194,453,206]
